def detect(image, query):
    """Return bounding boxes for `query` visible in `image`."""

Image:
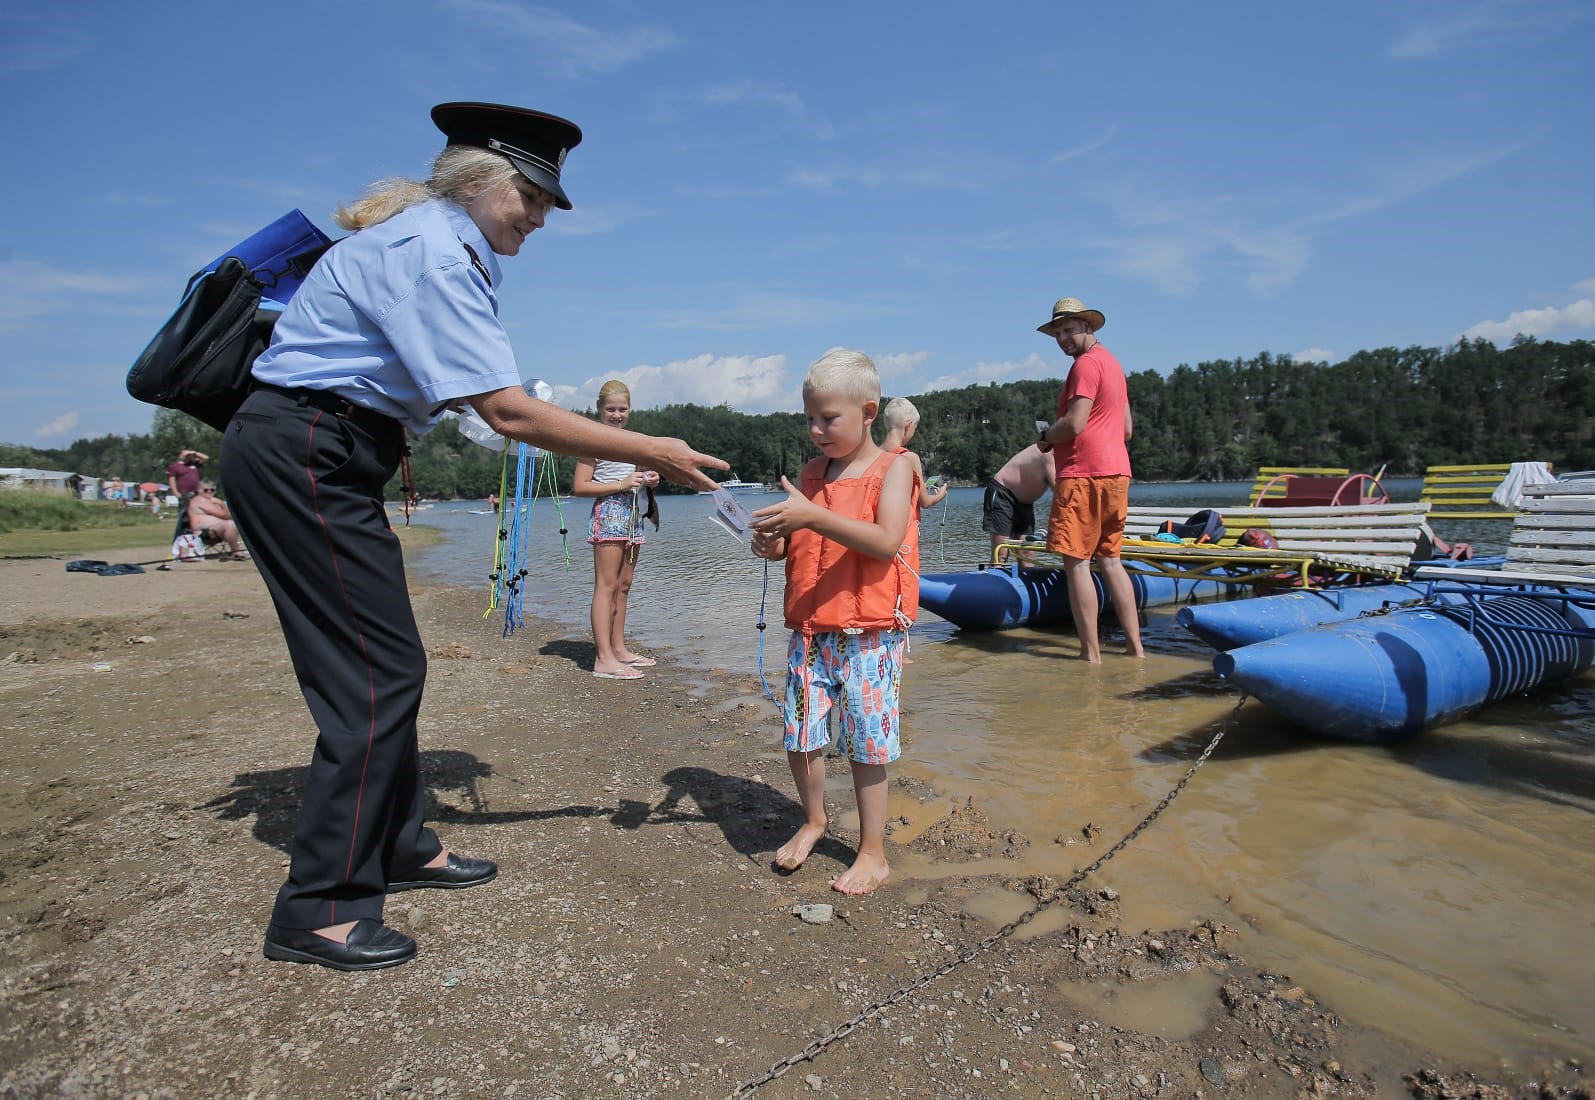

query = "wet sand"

[0,549,1587,1098]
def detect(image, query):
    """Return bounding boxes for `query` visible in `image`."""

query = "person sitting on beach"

[572,380,661,680]
[187,481,245,557]
[750,349,920,896]
[880,397,948,513]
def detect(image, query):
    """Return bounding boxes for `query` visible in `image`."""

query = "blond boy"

[750,350,920,895]
[880,396,949,511]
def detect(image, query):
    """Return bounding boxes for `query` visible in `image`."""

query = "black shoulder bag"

[126,231,332,431]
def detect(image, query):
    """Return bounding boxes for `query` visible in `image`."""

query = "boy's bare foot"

[831,852,890,895]
[774,822,827,871]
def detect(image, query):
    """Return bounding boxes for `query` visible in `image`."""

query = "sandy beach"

[0,548,1584,1099]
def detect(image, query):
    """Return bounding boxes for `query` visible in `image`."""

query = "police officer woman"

[222,102,726,971]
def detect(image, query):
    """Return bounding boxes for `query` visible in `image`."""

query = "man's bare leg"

[1095,555,1146,657]
[833,762,890,895]
[1061,555,1102,662]
[776,748,827,870]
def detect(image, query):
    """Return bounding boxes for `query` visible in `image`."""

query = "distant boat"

[699,475,769,495]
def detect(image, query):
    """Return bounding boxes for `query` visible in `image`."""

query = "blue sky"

[3,0,1592,446]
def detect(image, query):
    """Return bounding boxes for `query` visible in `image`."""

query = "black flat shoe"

[263,919,416,971]
[387,853,498,893]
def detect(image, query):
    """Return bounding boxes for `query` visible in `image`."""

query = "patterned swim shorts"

[784,629,905,764]
[588,491,645,545]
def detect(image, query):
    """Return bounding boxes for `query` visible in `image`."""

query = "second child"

[750,349,919,895]
[880,397,949,513]
[572,380,661,680]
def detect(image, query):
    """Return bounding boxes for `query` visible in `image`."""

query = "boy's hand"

[751,476,823,539]
[750,530,786,560]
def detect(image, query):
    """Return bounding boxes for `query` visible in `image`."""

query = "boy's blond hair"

[803,348,880,407]
[882,397,919,430]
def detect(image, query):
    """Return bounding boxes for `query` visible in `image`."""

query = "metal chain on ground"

[726,692,1249,1098]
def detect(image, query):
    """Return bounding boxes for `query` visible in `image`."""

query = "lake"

[408,478,1593,1073]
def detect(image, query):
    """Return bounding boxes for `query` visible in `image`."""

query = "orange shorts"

[1045,476,1129,559]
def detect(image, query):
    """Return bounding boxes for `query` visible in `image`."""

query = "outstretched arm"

[469,386,726,492]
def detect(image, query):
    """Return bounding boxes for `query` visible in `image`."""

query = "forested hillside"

[9,337,1591,498]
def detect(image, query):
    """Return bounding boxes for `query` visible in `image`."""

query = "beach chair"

[1414,479,1595,587]
[1418,462,1553,520]
[1116,501,1432,588]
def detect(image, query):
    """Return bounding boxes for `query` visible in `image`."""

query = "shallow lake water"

[408,478,1594,1071]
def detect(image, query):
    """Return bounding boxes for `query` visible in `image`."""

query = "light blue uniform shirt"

[252,199,521,435]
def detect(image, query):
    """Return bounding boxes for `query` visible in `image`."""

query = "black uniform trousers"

[221,386,441,930]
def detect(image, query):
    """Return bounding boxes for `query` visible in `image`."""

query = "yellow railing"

[1419,463,1543,519]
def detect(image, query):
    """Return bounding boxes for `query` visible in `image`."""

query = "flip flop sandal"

[593,667,645,680]
[625,655,657,667]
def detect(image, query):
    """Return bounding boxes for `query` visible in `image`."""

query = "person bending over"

[222,101,725,972]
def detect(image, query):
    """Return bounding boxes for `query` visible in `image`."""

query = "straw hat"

[1036,296,1106,336]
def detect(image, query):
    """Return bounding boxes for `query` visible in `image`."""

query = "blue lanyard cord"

[502,443,536,637]
[755,558,781,709]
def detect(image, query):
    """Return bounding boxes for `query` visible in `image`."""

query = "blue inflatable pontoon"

[918,560,1230,632]
[1214,589,1595,741]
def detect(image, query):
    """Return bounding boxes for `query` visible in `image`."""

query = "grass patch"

[0,491,173,557]
[0,490,170,533]
[0,501,446,559]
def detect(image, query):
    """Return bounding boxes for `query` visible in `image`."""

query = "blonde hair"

[597,379,631,407]
[333,146,522,231]
[882,396,919,430]
[802,348,880,407]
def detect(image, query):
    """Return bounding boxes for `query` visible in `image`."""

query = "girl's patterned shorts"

[784,629,905,764]
[588,491,645,545]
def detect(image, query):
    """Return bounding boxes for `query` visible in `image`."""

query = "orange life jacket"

[784,450,920,635]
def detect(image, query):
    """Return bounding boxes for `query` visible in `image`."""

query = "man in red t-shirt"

[1035,297,1143,662]
[166,448,208,498]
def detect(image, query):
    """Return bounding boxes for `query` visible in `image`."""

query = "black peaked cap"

[431,102,583,210]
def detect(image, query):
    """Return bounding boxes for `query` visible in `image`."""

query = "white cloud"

[873,351,932,381]
[34,411,80,439]
[1293,347,1336,365]
[1389,3,1586,59]
[448,1,678,76]
[918,352,1057,393]
[784,150,1016,194]
[1047,127,1116,166]
[1461,298,1595,343]
[1087,140,1523,298]
[0,11,90,75]
[656,288,899,332]
[1574,277,1595,295]
[666,79,835,140]
[1306,142,1528,227]
[563,353,792,413]
[0,260,149,328]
